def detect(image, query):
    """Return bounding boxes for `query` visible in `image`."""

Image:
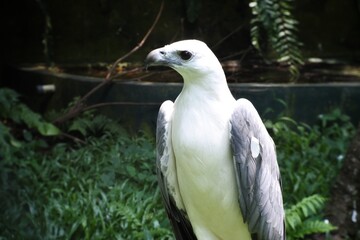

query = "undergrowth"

[0,88,356,239]
[265,108,355,205]
[0,133,172,239]
[0,88,172,239]
[265,106,355,238]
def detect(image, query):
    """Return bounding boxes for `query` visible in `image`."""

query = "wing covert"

[230,98,285,240]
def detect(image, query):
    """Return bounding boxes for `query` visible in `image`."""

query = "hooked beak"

[145,47,181,71]
[145,48,168,68]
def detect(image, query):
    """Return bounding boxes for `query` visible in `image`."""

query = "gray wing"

[230,98,285,240]
[156,100,196,240]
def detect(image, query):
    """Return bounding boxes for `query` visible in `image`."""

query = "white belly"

[172,102,251,240]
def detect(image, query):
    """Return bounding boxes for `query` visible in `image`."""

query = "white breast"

[171,88,251,240]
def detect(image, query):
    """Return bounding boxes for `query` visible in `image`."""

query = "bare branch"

[53,0,164,124]
[106,0,164,80]
[83,101,160,112]
[60,132,87,144]
[211,23,245,50]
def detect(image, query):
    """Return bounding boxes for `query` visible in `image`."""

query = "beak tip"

[144,49,169,70]
[145,49,159,63]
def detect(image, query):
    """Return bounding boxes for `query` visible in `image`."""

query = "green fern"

[249,0,304,80]
[293,220,337,239]
[285,194,337,239]
[68,111,126,137]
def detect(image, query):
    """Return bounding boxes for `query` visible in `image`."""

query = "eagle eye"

[178,50,193,60]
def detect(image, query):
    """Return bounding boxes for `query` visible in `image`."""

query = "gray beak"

[145,48,168,68]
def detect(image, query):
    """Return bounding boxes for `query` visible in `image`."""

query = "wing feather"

[156,100,196,240]
[230,98,285,240]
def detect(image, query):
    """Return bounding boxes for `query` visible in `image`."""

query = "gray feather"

[230,98,285,240]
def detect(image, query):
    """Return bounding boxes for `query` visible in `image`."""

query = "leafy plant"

[264,108,354,238]
[0,123,172,239]
[249,0,303,79]
[265,108,355,205]
[0,135,172,239]
[285,194,337,239]
[0,88,60,158]
[0,88,60,137]
[67,110,127,138]
[0,88,172,239]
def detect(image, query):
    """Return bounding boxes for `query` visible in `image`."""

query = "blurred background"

[2,0,360,65]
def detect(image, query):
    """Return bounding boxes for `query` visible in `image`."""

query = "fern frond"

[293,220,337,239]
[249,0,304,81]
[285,194,325,227]
[68,112,126,137]
[285,194,337,239]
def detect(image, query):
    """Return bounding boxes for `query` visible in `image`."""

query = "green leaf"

[37,122,61,136]
[126,165,137,177]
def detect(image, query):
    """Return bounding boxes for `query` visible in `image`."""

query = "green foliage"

[265,108,355,205]
[265,108,354,238]
[0,88,60,137]
[1,89,355,239]
[0,88,60,158]
[249,0,303,79]
[0,125,172,239]
[285,194,337,239]
[67,110,127,138]
[0,88,172,239]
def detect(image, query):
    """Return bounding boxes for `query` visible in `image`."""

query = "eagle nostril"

[160,50,166,56]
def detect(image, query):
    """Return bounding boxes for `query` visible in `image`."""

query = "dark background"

[2,0,360,65]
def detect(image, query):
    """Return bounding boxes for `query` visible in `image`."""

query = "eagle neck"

[181,73,233,104]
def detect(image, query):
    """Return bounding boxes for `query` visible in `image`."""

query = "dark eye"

[178,51,193,60]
